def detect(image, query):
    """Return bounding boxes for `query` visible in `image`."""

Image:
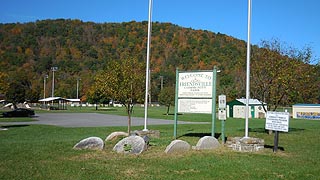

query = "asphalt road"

[1,113,208,128]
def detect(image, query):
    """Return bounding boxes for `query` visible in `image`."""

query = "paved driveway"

[1,113,208,128]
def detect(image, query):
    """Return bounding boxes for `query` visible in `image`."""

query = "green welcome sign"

[174,67,218,138]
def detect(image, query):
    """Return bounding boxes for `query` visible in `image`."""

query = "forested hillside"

[0,19,319,106]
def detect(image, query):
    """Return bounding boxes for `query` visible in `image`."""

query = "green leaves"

[89,56,145,106]
[158,86,175,114]
[0,20,318,105]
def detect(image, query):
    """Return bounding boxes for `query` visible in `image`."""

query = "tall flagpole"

[143,0,153,131]
[245,0,252,138]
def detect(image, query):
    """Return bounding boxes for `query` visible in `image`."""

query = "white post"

[43,75,48,99]
[52,70,54,97]
[51,67,58,97]
[76,78,81,99]
[143,0,153,131]
[245,0,252,138]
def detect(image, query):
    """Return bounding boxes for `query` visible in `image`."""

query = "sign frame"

[218,94,226,109]
[174,67,218,138]
[265,111,290,132]
[265,111,290,152]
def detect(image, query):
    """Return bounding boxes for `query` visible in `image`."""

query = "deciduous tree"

[89,56,145,134]
[251,39,319,111]
[0,72,9,96]
[158,86,175,115]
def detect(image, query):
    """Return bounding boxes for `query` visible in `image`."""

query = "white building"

[227,98,267,118]
[292,104,320,119]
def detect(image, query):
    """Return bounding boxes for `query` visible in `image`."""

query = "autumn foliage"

[0,19,318,106]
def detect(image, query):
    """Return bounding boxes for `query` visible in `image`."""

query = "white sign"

[265,111,290,132]
[178,72,213,98]
[218,109,227,120]
[218,95,226,109]
[178,99,212,114]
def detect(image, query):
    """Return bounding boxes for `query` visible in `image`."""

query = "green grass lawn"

[0,107,319,179]
[67,105,213,122]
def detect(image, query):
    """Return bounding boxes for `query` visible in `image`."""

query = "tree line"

[0,19,319,108]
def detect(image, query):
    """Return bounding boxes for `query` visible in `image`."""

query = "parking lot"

[0,113,208,127]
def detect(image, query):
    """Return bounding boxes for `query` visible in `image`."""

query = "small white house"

[292,104,320,119]
[227,98,267,118]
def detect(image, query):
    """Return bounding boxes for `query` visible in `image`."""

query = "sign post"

[211,66,217,137]
[174,69,179,138]
[218,94,227,143]
[265,111,290,152]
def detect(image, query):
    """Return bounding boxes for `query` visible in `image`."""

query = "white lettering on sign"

[265,111,290,132]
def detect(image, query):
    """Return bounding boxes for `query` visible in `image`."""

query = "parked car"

[109,101,123,107]
[113,102,123,107]
[2,108,35,117]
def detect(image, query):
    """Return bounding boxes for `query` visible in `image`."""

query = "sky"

[1,0,319,62]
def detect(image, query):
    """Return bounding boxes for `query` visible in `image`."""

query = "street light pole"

[51,67,58,97]
[43,75,48,99]
[160,76,163,91]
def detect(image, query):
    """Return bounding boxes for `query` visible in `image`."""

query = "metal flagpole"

[245,0,252,138]
[143,0,153,131]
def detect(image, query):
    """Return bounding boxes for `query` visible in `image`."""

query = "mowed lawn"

[0,107,319,180]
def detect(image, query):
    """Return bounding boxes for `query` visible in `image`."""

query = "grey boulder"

[165,140,191,154]
[73,137,104,150]
[193,136,220,150]
[113,136,146,154]
[105,131,128,141]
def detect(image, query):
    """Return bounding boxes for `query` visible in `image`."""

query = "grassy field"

[0,107,319,179]
[37,105,214,122]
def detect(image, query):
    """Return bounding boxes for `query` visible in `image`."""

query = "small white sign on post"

[218,95,226,109]
[265,111,290,132]
[218,109,227,120]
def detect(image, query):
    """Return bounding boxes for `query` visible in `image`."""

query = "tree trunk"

[127,105,131,135]
[127,102,134,135]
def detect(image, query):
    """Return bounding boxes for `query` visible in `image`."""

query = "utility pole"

[76,78,81,99]
[160,76,163,91]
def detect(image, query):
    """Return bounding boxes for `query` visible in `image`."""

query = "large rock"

[165,140,191,154]
[193,136,220,150]
[113,136,146,154]
[105,131,128,141]
[133,130,160,138]
[73,137,104,150]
